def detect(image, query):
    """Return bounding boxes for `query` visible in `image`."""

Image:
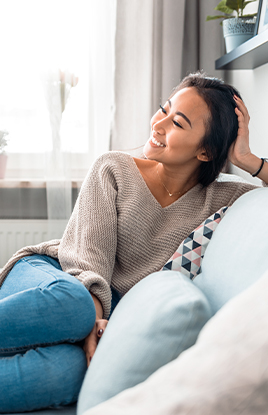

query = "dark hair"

[170,71,241,187]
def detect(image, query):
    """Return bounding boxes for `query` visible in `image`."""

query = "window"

[0,0,105,178]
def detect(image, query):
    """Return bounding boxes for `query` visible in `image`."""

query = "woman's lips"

[150,136,166,147]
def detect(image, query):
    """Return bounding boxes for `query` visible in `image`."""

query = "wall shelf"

[215,30,268,70]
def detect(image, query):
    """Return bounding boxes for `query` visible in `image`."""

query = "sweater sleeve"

[58,154,118,319]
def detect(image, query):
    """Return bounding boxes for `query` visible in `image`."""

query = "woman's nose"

[151,115,166,134]
[152,119,166,135]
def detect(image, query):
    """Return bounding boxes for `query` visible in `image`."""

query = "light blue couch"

[78,187,268,415]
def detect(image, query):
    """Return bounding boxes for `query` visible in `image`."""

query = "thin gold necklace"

[156,165,189,197]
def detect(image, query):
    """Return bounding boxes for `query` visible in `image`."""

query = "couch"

[3,184,268,415]
[77,186,268,415]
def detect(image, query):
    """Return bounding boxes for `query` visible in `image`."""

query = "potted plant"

[206,0,257,53]
[0,130,9,179]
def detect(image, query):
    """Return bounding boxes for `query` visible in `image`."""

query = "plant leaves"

[226,0,256,12]
[226,0,244,12]
[241,13,258,17]
[206,0,257,22]
[215,0,234,14]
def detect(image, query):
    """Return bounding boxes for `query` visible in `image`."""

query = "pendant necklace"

[156,165,189,197]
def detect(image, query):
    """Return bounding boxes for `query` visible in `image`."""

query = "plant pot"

[223,17,256,53]
[0,153,8,179]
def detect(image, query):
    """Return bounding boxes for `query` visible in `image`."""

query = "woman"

[0,72,267,413]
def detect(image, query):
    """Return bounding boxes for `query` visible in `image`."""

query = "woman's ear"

[197,148,212,162]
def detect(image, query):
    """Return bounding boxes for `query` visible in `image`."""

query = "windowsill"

[0,179,81,219]
[0,178,84,189]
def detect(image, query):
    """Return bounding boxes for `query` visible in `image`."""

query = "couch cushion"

[77,272,211,414]
[193,187,268,314]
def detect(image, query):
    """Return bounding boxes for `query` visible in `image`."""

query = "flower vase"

[223,17,256,53]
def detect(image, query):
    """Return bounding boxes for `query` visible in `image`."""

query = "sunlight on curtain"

[111,0,186,152]
[0,0,90,155]
[0,0,116,219]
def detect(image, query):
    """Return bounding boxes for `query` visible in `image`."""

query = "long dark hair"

[171,71,242,187]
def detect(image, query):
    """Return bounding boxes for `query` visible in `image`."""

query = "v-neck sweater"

[0,151,257,318]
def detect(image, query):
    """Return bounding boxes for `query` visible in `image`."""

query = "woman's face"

[143,87,211,167]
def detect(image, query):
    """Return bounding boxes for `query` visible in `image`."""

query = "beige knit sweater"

[0,152,257,318]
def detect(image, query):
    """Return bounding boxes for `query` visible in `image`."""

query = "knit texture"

[0,152,257,318]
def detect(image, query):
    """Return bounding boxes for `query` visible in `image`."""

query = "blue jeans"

[0,254,120,413]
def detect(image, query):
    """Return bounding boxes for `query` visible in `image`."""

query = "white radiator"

[0,220,68,267]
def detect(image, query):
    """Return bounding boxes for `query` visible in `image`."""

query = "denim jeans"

[0,254,120,413]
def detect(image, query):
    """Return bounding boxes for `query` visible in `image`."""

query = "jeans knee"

[44,277,96,339]
[47,344,87,407]
[0,344,87,412]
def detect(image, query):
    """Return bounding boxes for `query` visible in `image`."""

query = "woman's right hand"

[83,318,108,367]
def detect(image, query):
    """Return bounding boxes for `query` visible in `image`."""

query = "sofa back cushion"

[193,187,268,314]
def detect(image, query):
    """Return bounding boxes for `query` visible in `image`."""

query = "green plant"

[206,0,257,22]
[0,130,9,153]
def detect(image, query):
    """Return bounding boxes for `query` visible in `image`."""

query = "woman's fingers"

[83,327,98,366]
[229,96,251,166]
[234,96,250,137]
[96,319,108,338]
[234,95,250,123]
[83,319,109,366]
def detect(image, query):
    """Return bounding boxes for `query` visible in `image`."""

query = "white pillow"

[77,272,211,414]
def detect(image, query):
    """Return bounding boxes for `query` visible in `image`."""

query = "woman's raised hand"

[228,96,268,182]
[83,318,108,367]
[228,95,252,167]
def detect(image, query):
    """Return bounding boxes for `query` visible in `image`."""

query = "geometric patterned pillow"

[162,206,229,280]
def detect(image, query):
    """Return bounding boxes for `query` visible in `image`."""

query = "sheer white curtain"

[0,0,116,219]
[42,0,116,219]
[111,0,224,151]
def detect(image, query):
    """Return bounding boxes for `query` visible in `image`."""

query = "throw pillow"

[77,271,212,414]
[163,206,228,279]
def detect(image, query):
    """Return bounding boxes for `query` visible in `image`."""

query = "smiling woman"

[1,71,268,413]
[142,88,209,202]
[140,74,244,208]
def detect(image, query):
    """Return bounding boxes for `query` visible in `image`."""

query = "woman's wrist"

[251,158,266,177]
[232,153,268,183]
[233,153,263,176]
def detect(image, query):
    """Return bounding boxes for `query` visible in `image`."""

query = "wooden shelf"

[215,30,268,70]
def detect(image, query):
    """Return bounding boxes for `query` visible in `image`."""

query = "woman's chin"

[143,142,155,160]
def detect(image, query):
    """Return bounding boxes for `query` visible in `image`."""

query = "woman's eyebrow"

[168,99,192,128]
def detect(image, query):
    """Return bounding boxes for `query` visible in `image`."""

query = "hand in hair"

[229,97,268,182]
[228,96,251,167]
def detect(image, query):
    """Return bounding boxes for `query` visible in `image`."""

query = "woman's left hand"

[228,96,252,167]
[83,318,108,367]
[229,95,268,183]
